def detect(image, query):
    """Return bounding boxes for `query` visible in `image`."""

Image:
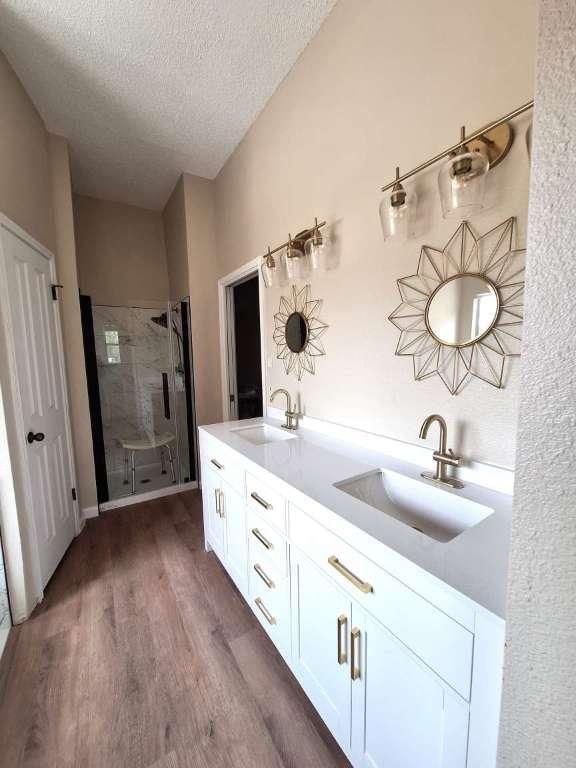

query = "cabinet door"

[221,483,248,593]
[291,550,353,752]
[352,612,469,768]
[203,466,225,557]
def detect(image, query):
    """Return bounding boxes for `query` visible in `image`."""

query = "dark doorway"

[232,275,263,420]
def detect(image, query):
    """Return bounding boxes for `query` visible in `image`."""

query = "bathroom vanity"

[199,416,512,768]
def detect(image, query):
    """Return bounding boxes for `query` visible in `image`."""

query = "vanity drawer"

[249,567,291,656]
[201,439,245,496]
[247,507,288,577]
[289,505,474,700]
[246,472,287,532]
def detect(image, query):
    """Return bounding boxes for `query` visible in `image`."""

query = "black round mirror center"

[285,312,308,353]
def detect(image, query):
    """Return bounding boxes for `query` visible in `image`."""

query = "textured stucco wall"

[498,1,576,765]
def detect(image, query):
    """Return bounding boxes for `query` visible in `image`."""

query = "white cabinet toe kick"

[199,428,505,768]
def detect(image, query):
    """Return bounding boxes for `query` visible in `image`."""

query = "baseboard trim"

[83,505,99,520]
[98,481,198,513]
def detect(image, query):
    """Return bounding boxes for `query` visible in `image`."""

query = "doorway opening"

[222,268,264,421]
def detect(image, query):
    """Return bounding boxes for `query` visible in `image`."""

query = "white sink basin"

[335,468,493,543]
[232,424,297,446]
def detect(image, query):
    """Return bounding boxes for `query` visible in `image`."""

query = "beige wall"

[163,177,190,301]
[74,195,169,306]
[183,173,222,426]
[48,136,97,513]
[214,0,538,468]
[0,51,55,252]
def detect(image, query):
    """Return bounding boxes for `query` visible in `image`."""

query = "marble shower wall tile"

[92,306,177,474]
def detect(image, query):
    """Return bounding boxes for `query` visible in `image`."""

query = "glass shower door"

[92,304,181,501]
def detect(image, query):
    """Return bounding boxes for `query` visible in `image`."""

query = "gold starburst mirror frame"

[389,217,525,394]
[273,285,328,380]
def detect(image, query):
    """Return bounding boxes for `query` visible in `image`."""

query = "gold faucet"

[270,388,299,430]
[419,414,464,489]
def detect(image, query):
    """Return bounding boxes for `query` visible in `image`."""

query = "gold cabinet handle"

[211,458,224,470]
[337,614,348,665]
[351,627,361,680]
[214,488,224,518]
[255,597,276,625]
[250,491,272,510]
[254,563,275,589]
[254,563,276,589]
[218,489,225,518]
[251,527,273,550]
[328,556,373,594]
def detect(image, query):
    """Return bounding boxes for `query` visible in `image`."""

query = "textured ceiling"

[0,0,337,209]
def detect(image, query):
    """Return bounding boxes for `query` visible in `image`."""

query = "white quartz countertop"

[199,417,513,619]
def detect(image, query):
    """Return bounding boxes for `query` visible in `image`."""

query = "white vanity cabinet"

[291,546,469,768]
[198,428,505,768]
[353,612,469,768]
[291,548,355,750]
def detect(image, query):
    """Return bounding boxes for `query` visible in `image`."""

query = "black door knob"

[27,431,45,444]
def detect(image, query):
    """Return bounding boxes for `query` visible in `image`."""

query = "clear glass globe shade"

[284,245,312,282]
[438,150,489,219]
[379,186,417,242]
[305,232,331,271]
[261,254,287,288]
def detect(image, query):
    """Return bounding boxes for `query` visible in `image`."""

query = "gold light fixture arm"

[380,100,534,192]
[262,220,327,263]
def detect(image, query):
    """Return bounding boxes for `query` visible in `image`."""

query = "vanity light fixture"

[379,167,417,242]
[379,101,534,222]
[260,219,328,288]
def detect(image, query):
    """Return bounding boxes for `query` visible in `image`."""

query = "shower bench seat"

[121,432,176,494]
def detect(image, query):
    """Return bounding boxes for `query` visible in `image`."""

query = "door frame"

[0,213,81,620]
[218,258,266,422]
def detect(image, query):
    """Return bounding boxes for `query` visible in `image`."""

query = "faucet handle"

[433,448,460,467]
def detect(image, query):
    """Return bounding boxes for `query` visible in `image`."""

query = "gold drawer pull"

[328,556,373,594]
[254,563,275,589]
[251,491,272,510]
[251,527,273,550]
[211,458,224,470]
[337,614,348,665]
[351,627,361,680]
[255,597,276,625]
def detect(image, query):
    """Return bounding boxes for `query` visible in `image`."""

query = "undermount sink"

[232,423,297,446]
[335,468,493,543]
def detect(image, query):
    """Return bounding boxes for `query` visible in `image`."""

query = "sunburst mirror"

[273,285,328,380]
[389,217,525,394]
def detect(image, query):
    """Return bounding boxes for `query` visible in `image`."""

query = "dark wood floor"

[0,491,349,768]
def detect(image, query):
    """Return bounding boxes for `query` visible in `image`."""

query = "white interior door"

[0,220,77,588]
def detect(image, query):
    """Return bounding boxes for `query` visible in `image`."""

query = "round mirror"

[426,275,499,347]
[285,312,309,352]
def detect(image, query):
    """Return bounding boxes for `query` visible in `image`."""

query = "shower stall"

[81,298,197,505]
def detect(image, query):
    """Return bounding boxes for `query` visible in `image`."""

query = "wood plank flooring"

[0,491,350,768]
